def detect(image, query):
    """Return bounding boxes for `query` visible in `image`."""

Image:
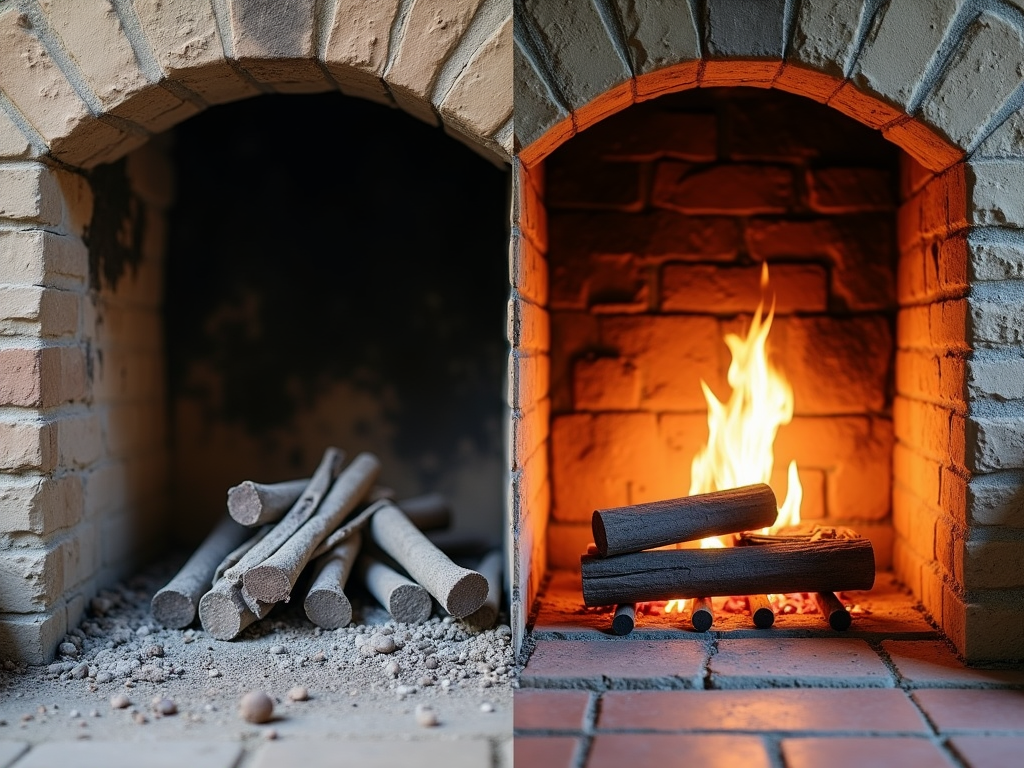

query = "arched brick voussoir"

[321,0,402,106]
[131,0,260,106]
[0,9,142,169]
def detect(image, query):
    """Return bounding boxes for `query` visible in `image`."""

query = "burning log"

[151,516,251,629]
[357,552,433,623]
[814,591,852,631]
[591,484,779,557]
[369,502,488,618]
[464,549,503,630]
[303,531,362,629]
[580,538,875,606]
[690,597,714,632]
[611,604,635,636]
[747,594,775,629]
[226,477,312,527]
[222,447,345,586]
[243,452,381,604]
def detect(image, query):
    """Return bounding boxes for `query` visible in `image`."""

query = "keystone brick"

[226,0,324,90]
[705,0,785,58]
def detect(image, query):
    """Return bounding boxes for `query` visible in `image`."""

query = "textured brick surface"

[514,689,590,731]
[949,736,1024,768]
[589,734,771,768]
[599,689,930,732]
[522,639,706,689]
[782,737,955,768]
[710,639,894,688]
[440,15,513,137]
[513,737,577,767]
[913,689,1024,733]
[884,640,1024,687]
[653,163,796,214]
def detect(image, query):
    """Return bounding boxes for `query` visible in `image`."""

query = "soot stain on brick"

[166,93,509,482]
[86,158,146,292]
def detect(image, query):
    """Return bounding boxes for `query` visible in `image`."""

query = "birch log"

[369,502,487,618]
[151,516,251,628]
[303,531,362,629]
[243,452,381,603]
[592,484,779,557]
[357,553,433,623]
[464,549,503,630]
[581,539,875,606]
[222,446,344,586]
[227,477,312,527]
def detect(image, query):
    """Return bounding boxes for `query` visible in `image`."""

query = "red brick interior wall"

[544,88,902,569]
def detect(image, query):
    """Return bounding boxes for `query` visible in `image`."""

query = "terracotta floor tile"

[249,740,492,768]
[599,689,929,733]
[913,689,1024,733]
[711,638,894,687]
[515,689,591,731]
[884,641,1024,687]
[948,735,1024,768]
[587,734,770,768]
[522,639,706,689]
[514,736,579,768]
[781,737,955,768]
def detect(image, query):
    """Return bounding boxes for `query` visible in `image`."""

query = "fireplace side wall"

[0,143,170,663]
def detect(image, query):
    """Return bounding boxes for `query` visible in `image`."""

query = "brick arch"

[0,1,512,169]
[510,0,1024,661]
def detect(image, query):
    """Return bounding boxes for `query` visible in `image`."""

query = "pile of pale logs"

[151,447,501,640]
[581,484,875,634]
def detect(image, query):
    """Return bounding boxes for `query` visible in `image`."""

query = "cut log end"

[151,590,195,629]
[389,584,433,624]
[611,604,635,636]
[304,590,353,630]
[690,597,714,632]
[814,592,852,631]
[752,606,775,629]
[226,482,263,526]
[198,591,248,641]
[592,513,609,558]
[443,572,489,618]
[243,566,292,605]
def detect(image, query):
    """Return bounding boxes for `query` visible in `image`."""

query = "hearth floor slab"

[0,560,511,768]
[516,570,1024,768]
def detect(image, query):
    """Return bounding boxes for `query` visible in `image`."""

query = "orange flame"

[664,264,801,615]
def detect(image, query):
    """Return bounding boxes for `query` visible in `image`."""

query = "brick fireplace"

[511,0,1024,663]
[0,0,511,663]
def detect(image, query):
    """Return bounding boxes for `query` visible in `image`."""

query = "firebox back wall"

[543,88,899,569]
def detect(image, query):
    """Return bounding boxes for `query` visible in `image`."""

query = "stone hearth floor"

[514,570,1024,767]
[0,558,511,768]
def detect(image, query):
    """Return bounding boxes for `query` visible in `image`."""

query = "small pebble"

[68,710,80,719]
[385,661,401,677]
[480,702,494,713]
[239,691,274,724]
[269,645,286,655]
[145,645,164,658]
[371,634,396,654]
[58,642,78,658]
[415,705,438,727]
[95,672,112,684]
[264,729,278,741]
[418,676,434,687]
[135,626,150,637]
[110,695,130,710]
[425,656,439,670]
[287,686,308,702]
[133,713,147,725]
[479,678,492,689]
[152,698,177,716]
[208,669,221,678]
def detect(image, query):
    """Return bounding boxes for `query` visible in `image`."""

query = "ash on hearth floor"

[0,558,511,768]
[515,570,1024,768]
